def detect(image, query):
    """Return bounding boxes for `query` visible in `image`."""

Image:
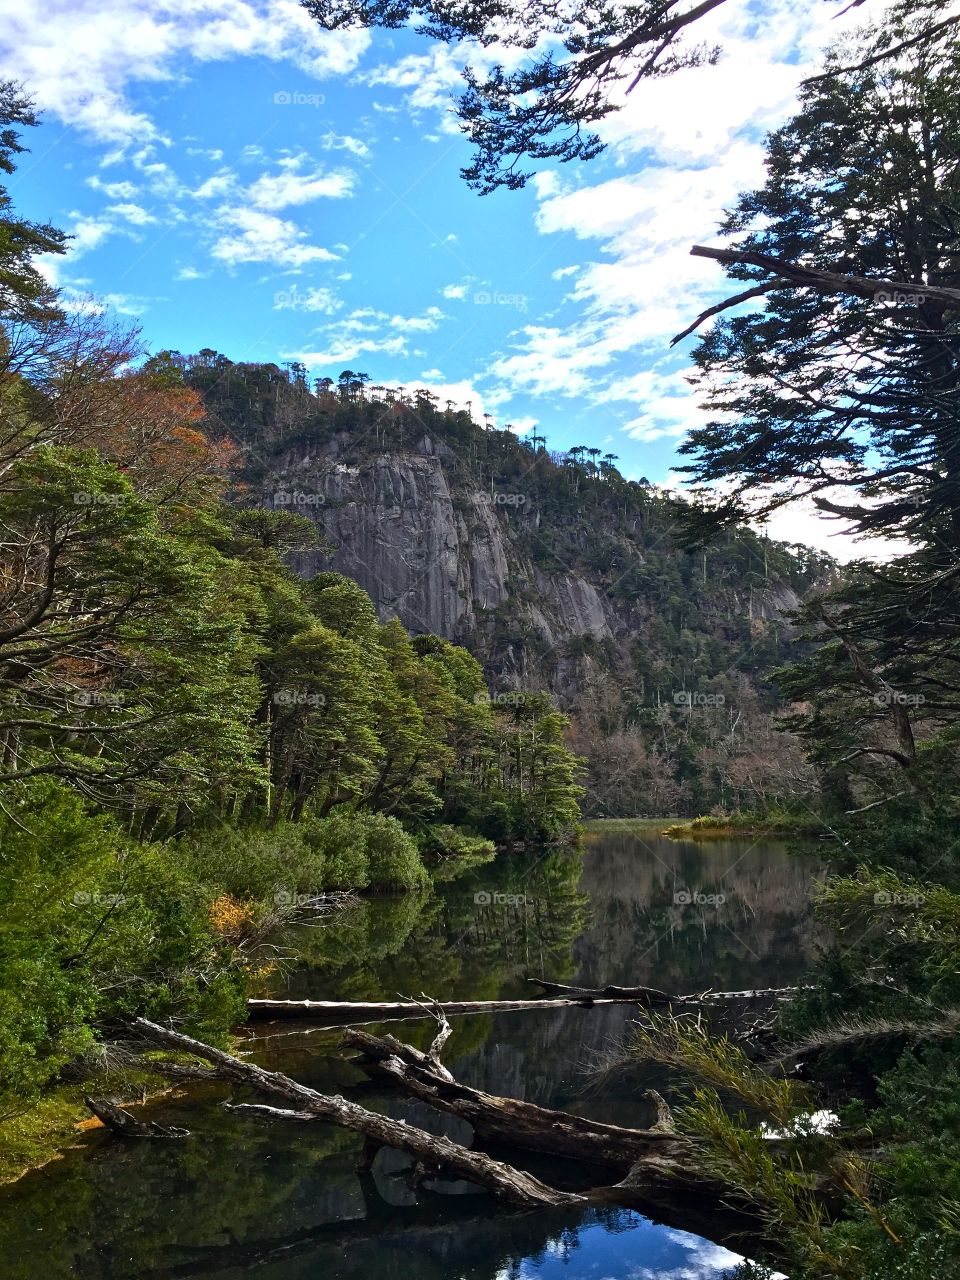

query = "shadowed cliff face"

[234,414,815,814]
[283,447,614,651]
[267,437,798,695]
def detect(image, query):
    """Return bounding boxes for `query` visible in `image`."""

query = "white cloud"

[505,416,537,435]
[442,283,468,300]
[106,201,156,225]
[86,176,139,199]
[319,130,371,159]
[364,45,466,117]
[0,0,371,149]
[211,206,338,268]
[761,491,914,563]
[659,471,911,562]
[392,377,495,420]
[193,172,236,200]
[292,305,449,364]
[65,214,117,257]
[246,165,354,209]
[481,0,890,450]
[388,306,444,332]
[60,288,151,316]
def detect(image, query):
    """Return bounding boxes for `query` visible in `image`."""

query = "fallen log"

[132,1018,581,1207]
[128,1016,828,1262]
[525,979,678,1005]
[247,983,802,1023]
[526,979,803,1004]
[343,1025,690,1173]
[84,1095,189,1138]
[246,995,643,1022]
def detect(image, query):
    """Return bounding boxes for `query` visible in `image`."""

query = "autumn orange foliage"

[209,894,255,942]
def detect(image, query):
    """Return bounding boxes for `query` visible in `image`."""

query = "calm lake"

[0,822,824,1278]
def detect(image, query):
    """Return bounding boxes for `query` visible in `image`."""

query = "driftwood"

[133,1018,580,1207]
[248,981,801,1024]
[129,1016,791,1241]
[525,979,801,1004]
[84,1095,189,1138]
[343,1023,685,1170]
[247,995,642,1022]
[126,1012,859,1263]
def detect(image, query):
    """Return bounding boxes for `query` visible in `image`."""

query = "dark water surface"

[0,822,823,1279]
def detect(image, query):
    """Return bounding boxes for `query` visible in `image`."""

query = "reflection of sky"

[494,1214,749,1280]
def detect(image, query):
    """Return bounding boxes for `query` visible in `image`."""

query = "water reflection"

[0,823,821,1279]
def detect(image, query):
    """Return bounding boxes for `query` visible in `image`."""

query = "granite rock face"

[260,437,798,703]
[278,448,618,646]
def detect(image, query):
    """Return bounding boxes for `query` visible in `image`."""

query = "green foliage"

[0,81,66,319]
[353,811,430,891]
[0,780,246,1109]
[174,822,324,900]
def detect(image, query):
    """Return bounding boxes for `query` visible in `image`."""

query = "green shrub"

[360,812,429,891]
[302,812,370,889]
[303,811,428,892]
[174,822,325,900]
[0,781,246,1108]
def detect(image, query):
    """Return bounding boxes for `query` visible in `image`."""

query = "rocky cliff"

[182,354,827,813]
[267,433,800,709]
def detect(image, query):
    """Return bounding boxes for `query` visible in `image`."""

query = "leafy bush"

[0,781,246,1108]
[302,812,370,889]
[304,811,428,891]
[359,812,430,891]
[174,823,325,900]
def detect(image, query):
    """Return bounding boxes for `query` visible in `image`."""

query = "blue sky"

[2,0,881,552]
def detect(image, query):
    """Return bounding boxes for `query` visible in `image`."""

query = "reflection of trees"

[0,832,816,1278]
[574,830,824,995]
[0,1100,365,1279]
[276,849,590,1010]
[0,1113,638,1280]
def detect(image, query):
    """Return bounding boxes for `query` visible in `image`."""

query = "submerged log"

[133,1019,581,1207]
[84,1095,190,1138]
